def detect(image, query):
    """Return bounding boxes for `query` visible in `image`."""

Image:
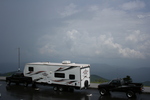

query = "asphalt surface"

[0,80,150,100]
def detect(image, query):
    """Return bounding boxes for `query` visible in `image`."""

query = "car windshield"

[12,72,24,77]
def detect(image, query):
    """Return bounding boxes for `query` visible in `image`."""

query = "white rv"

[23,61,90,91]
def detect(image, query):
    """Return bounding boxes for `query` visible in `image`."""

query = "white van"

[23,61,90,91]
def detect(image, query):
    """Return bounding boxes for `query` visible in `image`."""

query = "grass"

[90,74,109,83]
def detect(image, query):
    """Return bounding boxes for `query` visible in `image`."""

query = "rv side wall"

[23,62,90,90]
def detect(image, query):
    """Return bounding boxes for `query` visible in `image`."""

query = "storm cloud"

[1,0,150,68]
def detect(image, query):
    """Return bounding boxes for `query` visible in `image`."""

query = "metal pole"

[18,48,20,71]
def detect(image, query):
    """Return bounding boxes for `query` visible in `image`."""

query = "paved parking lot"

[0,81,150,100]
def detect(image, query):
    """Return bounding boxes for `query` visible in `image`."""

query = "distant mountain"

[0,62,25,73]
[143,81,150,86]
[90,74,150,86]
[0,71,17,76]
[90,63,150,82]
[91,74,109,83]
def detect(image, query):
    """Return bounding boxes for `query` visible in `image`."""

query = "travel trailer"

[23,61,90,91]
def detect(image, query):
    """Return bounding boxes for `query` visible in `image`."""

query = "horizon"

[0,62,149,82]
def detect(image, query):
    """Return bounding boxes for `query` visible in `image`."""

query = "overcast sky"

[1,0,150,68]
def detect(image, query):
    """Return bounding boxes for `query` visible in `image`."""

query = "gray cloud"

[37,1,150,61]
[121,1,145,10]
[1,0,150,67]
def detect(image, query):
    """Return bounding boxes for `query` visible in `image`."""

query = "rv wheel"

[58,87,63,92]
[68,87,74,92]
[32,82,36,88]
[24,82,28,87]
[53,86,58,91]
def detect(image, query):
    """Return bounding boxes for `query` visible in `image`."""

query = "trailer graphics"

[23,61,90,91]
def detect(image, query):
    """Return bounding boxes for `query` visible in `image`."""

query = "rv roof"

[26,62,90,67]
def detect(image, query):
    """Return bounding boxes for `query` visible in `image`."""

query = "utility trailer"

[23,61,90,91]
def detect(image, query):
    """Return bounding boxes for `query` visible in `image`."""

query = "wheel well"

[84,80,89,88]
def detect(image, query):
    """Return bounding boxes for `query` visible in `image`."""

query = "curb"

[0,77,6,81]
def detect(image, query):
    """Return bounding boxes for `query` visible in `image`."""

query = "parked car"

[6,72,32,87]
[98,79,143,98]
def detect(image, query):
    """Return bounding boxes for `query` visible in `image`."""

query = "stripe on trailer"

[52,79,67,82]
[26,71,45,75]
[26,71,33,74]
[35,71,45,74]
[55,66,76,72]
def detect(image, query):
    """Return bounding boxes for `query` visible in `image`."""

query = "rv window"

[55,73,65,78]
[29,67,34,71]
[69,74,75,79]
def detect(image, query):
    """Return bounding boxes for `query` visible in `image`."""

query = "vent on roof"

[62,60,71,64]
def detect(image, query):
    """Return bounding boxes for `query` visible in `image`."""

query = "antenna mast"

[18,48,20,71]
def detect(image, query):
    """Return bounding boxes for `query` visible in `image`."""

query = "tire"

[53,86,58,91]
[24,82,28,87]
[6,80,11,85]
[58,87,63,92]
[99,88,108,96]
[126,91,136,98]
[68,87,74,92]
[16,82,19,85]
[32,82,36,88]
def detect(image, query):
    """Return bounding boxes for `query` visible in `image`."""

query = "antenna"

[18,48,20,72]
